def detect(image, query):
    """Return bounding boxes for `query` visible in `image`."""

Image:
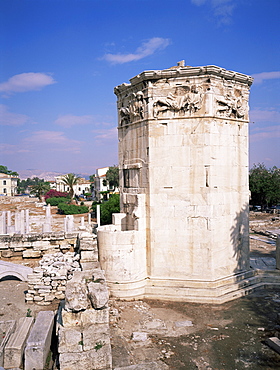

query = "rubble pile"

[25,252,81,305]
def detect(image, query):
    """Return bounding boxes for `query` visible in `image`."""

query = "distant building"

[54,175,91,196]
[0,173,18,196]
[94,167,119,201]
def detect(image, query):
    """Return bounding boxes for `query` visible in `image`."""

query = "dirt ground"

[1,198,280,369]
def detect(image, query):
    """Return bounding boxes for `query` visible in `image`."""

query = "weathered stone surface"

[25,311,54,370]
[81,308,109,325]
[65,271,90,312]
[59,344,112,370]
[4,316,34,369]
[0,320,16,367]
[80,250,98,262]
[58,327,83,353]
[82,326,110,351]
[88,282,109,309]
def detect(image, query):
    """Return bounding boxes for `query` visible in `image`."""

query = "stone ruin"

[98,62,280,303]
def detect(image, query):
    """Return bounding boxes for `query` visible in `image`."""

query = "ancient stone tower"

[98,62,254,303]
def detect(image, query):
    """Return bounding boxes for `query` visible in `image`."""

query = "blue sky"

[0,0,279,177]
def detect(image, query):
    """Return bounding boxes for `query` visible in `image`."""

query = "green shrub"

[100,194,120,225]
[58,203,89,215]
[46,197,69,206]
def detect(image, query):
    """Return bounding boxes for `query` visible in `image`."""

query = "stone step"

[24,311,54,370]
[4,316,34,369]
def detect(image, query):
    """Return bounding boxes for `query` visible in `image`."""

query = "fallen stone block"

[266,337,280,354]
[83,326,110,351]
[58,326,83,354]
[59,344,112,370]
[131,332,148,342]
[65,271,90,312]
[24,311,54,370]
[88,282,109,309]
[0,320,16,367]
[4,316,34,369]
[80,250,98,262]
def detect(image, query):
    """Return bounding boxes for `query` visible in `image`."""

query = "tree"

[89,174,95,183]
[0,165,18,176]
[249,164,280,208]
[105,166,119,190]
[18,177,45,193]
[30,182,50,201]
[100,194,120,225]
[61,173,81,200]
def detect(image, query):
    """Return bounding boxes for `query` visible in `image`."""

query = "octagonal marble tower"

[98,62,254,303]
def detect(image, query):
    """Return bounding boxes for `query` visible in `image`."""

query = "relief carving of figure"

[153,85,203,118]
[216,90,247,119]
[153,92,180,117]
[119,91,145,125]
[130,91,144,120]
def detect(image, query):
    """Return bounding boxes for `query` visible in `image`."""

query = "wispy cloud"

[250,125,280,143]
[54,114,95,128]
[191,0,236,25]
[0,72,56,96]
[103,37,170,64]
[23,130,82,153]
[92,127,117,141]
[0,143,17,155]
[250,109,280,123]
[0,104,33,126]
[251,71,280,84]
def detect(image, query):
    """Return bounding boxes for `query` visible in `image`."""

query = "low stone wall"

[57,269,112,370]
[25,233,98,305]
[0,232,79,260]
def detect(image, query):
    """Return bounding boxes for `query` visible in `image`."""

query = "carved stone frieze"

[118,90,146,126]
[215,85,249,120]
[152,84,204,118]
[115,64,252,124]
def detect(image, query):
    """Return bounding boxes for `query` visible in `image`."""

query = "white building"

[54,175,91,197]
[98,63,256,304]
[0,173,18,196]
[94,167,119,201]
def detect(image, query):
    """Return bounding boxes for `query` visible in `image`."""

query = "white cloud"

[103,37,170,64]
[92,127,117,141]
[0,104,32,126]
[0,143,17,155]
[250,125,280,143]
[23,130,82,153]
[251,71,280,84]
[0,72,56,95]
[250,109,280,123]
[54,114,95,128]
[191,0,235,24]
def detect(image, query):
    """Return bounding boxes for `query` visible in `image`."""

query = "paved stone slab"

[250,257,276,270]
[4,316,34,369]
[25,311,54,370]
[0,320,16,367]
[266,337,280,354]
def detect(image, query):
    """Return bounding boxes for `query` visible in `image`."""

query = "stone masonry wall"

[0,232,78,260]
[25,233,99,306]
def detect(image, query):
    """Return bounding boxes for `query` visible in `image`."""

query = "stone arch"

[0,271,26,281]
